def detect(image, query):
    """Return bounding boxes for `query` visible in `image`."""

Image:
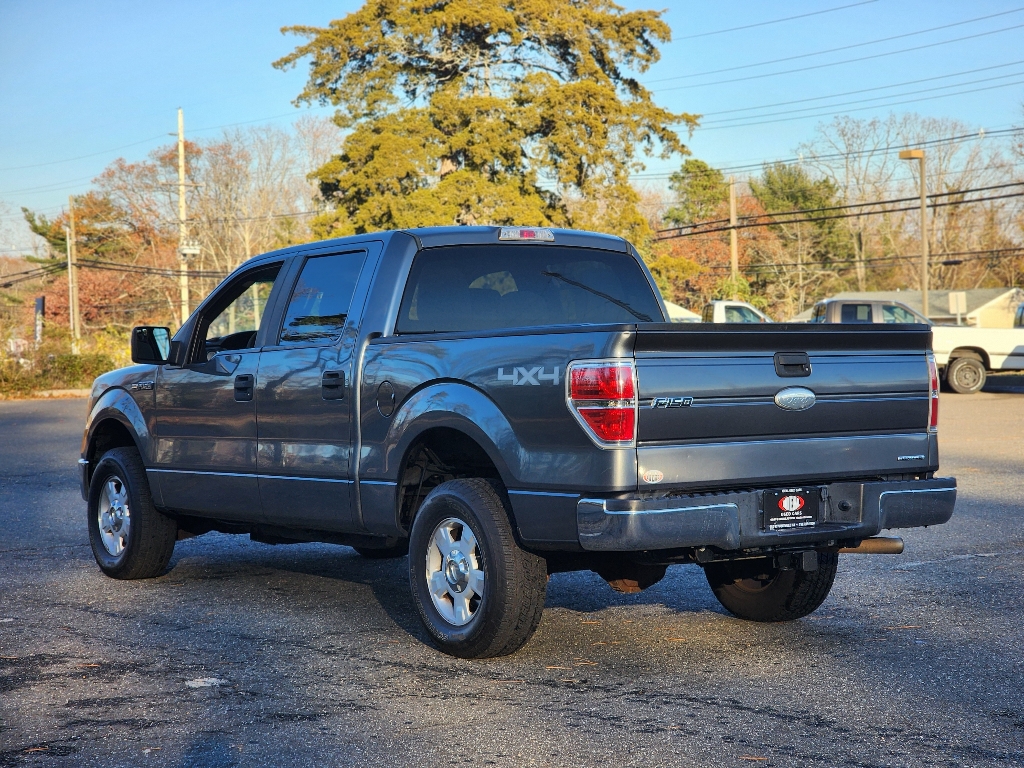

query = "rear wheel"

[704,551,838,622]
[87,447,177,579]
[946,356,986,394]
[408,479,547,658]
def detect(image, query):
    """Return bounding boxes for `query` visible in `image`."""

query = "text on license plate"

[763,488,820,531]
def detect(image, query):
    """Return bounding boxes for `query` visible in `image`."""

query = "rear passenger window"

[278,252,366,344]
[396,245,664,333]
[840,304,873,323]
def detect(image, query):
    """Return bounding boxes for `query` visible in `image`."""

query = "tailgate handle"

[774,352,811,378]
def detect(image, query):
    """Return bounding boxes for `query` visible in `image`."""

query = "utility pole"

[177,107,190,324]
[899,149,929,319]
[64,227,74,351]
[729,176,739,298]
[66,197,81,354]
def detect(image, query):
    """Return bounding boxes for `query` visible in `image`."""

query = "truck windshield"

[725,306,765,323]
[880,304,925,324]
[396,245,664,333]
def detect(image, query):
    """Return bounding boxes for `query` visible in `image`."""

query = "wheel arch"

[394,427,506,534]
[371,382,523,535]
[83,388,150,487]
[947,346,990,369]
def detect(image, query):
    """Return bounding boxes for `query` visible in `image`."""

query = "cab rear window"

[395,245,664,333]
[840,304,873,323]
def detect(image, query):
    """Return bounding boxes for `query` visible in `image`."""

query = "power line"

[696,246,1024,273]
[77,258,227,279]
[631,126,1022,179]
[658,182,1024,235]
[0,135,169,173]
[189,209,321,224]
[0,174,101,196]
[651,8,1024,85]
[656,190,1024,241]
[0,257,230,289]
[0,107,334,174]
[696,78,1024,131]
[697,60,1024,118]
[700,70,1024,127]
[0,263,66,288]
[653,21,1024,92]
[675,1,877,41]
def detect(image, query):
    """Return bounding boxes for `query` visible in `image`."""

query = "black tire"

[946,356,986,394]
[408,479,547,658]
[353,541,409,559]
[704,551,838,622]
[87,447,177,579]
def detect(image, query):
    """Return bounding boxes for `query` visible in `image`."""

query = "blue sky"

[1,0,1023,250]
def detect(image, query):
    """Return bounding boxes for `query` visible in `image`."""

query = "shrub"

[38,353,115,389]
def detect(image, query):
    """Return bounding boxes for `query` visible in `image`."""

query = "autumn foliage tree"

[274,0,696,246]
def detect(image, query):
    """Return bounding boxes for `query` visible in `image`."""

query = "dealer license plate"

[763,488,820,531]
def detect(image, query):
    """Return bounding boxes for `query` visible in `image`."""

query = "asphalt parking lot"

[1,384,1023,767]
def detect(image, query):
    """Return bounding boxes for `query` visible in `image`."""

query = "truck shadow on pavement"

[17,538,1019,767]
[195,540,734,643]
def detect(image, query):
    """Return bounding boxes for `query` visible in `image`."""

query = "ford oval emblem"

[774,386,816,411]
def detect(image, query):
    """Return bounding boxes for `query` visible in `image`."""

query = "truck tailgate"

[634,324,935,490]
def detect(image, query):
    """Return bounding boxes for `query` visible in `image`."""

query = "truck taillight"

[927,351,939,433]
[567,361,637,447]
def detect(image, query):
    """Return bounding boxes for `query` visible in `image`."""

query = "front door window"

[198,267,280,361]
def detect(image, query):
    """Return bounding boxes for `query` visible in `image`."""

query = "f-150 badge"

[498,367,560,385]
[650,397,693,408]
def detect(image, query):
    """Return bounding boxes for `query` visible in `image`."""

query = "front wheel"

[946,356,986,394]
[408,479,548,658]
[87,447,178,579]
[704,551,838,622]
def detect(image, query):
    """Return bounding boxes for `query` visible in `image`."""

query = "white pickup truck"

[701,300,773,323]
[808,298,1024,393]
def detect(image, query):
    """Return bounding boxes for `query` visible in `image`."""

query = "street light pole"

[899,149,929,319]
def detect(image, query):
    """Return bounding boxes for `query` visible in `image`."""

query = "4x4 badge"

[498,367,560,386]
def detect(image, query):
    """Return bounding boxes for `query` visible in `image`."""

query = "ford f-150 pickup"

[80,226,956,657]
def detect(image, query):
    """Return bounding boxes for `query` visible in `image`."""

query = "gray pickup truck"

[80,226,956,657]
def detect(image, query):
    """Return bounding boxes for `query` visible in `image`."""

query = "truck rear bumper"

[577,478,956,552]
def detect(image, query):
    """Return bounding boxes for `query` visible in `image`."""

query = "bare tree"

[798,114,1023,293]
[798,115,905,290]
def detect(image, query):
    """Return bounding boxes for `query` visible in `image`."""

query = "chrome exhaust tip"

[839,536,904,555]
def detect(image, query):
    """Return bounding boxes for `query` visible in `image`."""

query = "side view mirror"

[131,326,171,364]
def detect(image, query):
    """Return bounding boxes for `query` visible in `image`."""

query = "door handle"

[234,374,255,402]
[322,370,345,401]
